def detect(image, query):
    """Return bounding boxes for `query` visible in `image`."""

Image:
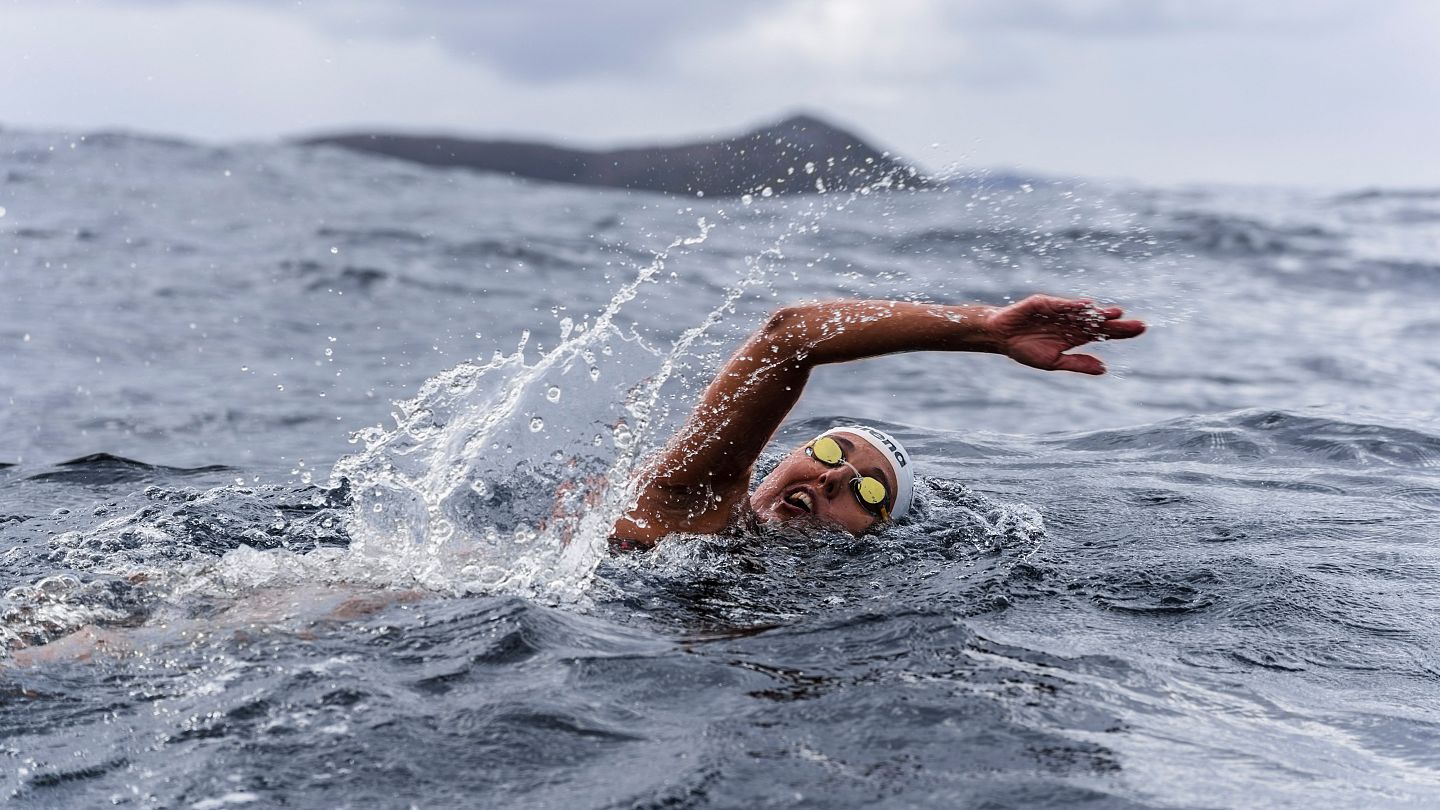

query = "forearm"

[763,299,1002,367]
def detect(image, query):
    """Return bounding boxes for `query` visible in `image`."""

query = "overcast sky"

[4,0,1438,189]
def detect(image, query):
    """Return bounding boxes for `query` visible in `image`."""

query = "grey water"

[2,129,1439,808]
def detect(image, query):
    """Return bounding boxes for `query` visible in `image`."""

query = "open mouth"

[782,488,815,514]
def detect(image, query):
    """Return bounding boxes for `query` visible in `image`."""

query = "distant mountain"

[300,114,927,197]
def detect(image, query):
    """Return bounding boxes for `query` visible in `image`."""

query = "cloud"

[93,0,777,81]
[64,0,1415,90]
[953,0,1393,36]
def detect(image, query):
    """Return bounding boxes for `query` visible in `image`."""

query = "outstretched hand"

[985,294,1146,375]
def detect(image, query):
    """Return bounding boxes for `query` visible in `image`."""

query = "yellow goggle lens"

[854,476,888,506]
[809,436,844,465]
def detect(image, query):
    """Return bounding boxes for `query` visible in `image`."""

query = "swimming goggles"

[805,435,891,520]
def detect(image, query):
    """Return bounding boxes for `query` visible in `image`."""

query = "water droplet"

[741,194,754,205]
[558,317,574,339]
[276,384,285,391]
[22,333,30,342]
[372,503,384,513]
[324,348,333,357]
[760,187,774,198]
[588,366,600,381]
[471,479,490,497]
[240,365,249,372]
[0,207,7,218]
[330,246,339,254]
[546,386,561,403]
[529,417,544,432]
[431,518,455,542]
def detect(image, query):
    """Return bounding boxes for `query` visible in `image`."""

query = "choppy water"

[2,130,1440,808]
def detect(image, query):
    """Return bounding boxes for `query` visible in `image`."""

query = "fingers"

[1052,352,1106,375]
[1102,318,1146,339]
[1075,302,1124,320]
[1057,300,1128,319]
[1029,295,1095,316]
[1065,302,1146,341]
[1023,296,1146,348]
[1051,299,1115,323]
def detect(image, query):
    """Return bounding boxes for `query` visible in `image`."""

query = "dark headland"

[300,114,928,197]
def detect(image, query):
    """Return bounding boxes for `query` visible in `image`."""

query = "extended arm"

[612,295,1144,543]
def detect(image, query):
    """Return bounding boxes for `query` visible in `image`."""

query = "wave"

[24,453,230,485]
[1333,188,1440,203]
[0,478,353,653]
[314,225,431,244]
[891,210,1345,264]
[1044,409,1440,468]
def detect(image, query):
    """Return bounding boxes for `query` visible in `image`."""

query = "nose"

[817,466,848,499]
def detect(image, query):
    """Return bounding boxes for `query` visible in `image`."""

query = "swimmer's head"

[750,424,915,533]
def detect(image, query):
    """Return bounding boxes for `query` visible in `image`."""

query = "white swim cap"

[819,424,915,521]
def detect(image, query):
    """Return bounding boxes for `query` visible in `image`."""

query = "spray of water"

[325,177,910,602]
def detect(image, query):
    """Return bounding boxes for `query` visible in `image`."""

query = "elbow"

[760,302,806,334]
[756,303,821,365]
[761,304,812,338]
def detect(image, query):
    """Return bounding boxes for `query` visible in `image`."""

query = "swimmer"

[612,295,1145,547]
[4,295,1141,666]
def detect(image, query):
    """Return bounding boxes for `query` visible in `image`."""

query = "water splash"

[325,177,911,602]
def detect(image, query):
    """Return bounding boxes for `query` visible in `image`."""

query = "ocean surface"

[2,129,1439,809]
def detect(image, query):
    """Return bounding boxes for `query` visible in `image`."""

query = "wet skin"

[749,432,893,534]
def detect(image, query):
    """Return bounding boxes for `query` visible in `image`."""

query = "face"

[749,432,895,534]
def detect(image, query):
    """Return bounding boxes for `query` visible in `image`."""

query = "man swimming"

[612,295,1146,547]
[4,294,1142,664]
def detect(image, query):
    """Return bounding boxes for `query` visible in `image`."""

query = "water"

[2,130,1439,808]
